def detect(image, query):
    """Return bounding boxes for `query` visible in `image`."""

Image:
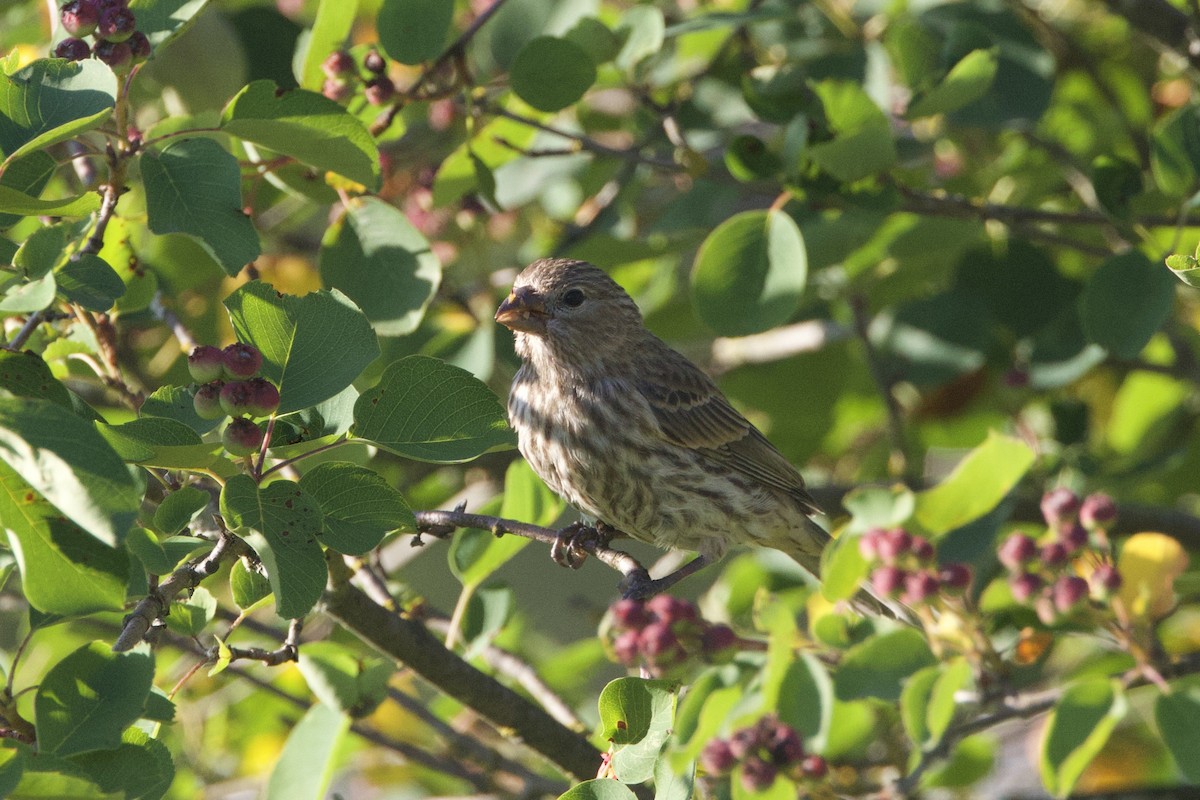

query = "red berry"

[902,570,940,605]
[1080,493,1117,530]
[1009,572,1044,603]
[875,528,912,563]
[219,381,255,418]
[246,377,280,417]
[363,50,387,74]
[321,49,355,78]
[728,726,760,759]
[97,5,136,42]
[322,78,354,103]
[193,381,225,420]
[701,624,737,662]
[766,721,804,765]
[740,756,777,792]
[222,343,263,378]
[1089,563,1122,599]
[61,0,99,37]
[699,738,736,775]
[910,535,935,563]
[188,345,225,383]
[611,598,649,630]
[1053,575,1089,613]
[611,630,640,666]
[1040,541,1070,568]
[858,528,882,561]
[998,533,1038,571]
[646,594,697,624]
[1041,487,1080,530]
[127,30,150,63]
[871,565,907,598]
[93,39,131,68]
[364,76,395,105]
[801,754,828,779]
[1059,523,1089,552]
[638,621,680,659]
[223,418,264,456]
[939,563,973,594]
[54,37,91,61]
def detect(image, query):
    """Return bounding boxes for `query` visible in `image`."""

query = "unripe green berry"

[223,418,264,457]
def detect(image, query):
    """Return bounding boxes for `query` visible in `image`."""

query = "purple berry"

[700,738,736,775]
[939,563,973,594]
[54,37,91,61]
[998,533,1038,571]
[188,345,225,383]
[611,630,640,666]
[858,529,882,561]
[701,623,737,662]
[363,49,387,74]
[219,380,255,418]
[902,570,941,605]
[1080,493,1117,530]
[611,598,649,630]
[801,754,828,779]
[97,5,135,42]
[93,39,131,69]
[1041,487,1080,530]
[1089,564,1122,599]
[1040,541,1070,568]
[322,78,354,103]
[646,594,697,624]
[364,76,395,105]
[223,418,264,457]
[766,722,805,765]
[870,565,907,598]
[223,343,262,378]
[1059,523,1089,552]
[638,621,680,659]
[245,377,280,417]
[910,535,935,563]
[875,528,912,563]
[728,726,759,759]
[1053,575,1089,613]
[322,49,355,78]
[61,0,99,37]
[127,30,150,63]
[193,381,225,420]
[1010,572,1044,603]
[740,756,777,792]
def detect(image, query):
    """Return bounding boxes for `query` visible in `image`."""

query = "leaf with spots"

[220,474,326,619]
[298,461,415,555]
[0,350,72,408]
[351,355,515,463]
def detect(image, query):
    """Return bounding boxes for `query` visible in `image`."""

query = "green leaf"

[298,0,360,90]
[97,417,227,473]
[34,641,154,757]
[125,527,172,574]
[1151,105,1200,197]
[0,397,141,547]
[140,385,221,436]
[225,281,380,415]
[615,5,665,74]
[129,0,211,48]
[299,461,415,555]
[1040,679,1126,798]
[377,0,453,65]
[230,558,272,610]
[921,734,995,788]
[819,532,870,603]
[807,81,897,182]
[842,484,915,532]
[559,780,639,800]
[0,151,56,228]
[430,114,537,207]
[142,138,261,276]
[263,703,350,800]
[220,474,327,619]
[0,185,100,218]
[1155,688,1200,783]
[564,18,620,66]
[460,584,515,658]
[270,383,358,446]
[913,432,1035,536]
[69,728,175,800]
[153,486,209,535]
[0,273,55,313]
[318,197,440,336]
[1166,253,1200,287]
[0,350,72,408]
[510,37,596,112]
[0,463,128,616]
[597,678,676,784]
[956,240,1080,338]
[297,641,393,718]
[900,665,940,747]
[352,355,515,462]
[54,254,126,311]
[165,585,216,636]
[742,64,812,124]
[774,653,833,750]
[221,81,380,189]
[901,659,971,749]
[691,209,807,336]
[12,222,69,278]
[834,628,936,701]
[0,748,22,798]
[1080,251,1176,359]
[653,755,693,800]
[906,48,998,118]
[0,59,116,162]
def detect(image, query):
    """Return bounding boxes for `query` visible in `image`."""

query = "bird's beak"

[496,287,549,335]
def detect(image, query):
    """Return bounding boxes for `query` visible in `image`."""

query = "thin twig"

[4,311,45,352]
[149,293,198,352]
[223,618,303,666]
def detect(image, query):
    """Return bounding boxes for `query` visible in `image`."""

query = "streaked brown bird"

[495,258,833,598]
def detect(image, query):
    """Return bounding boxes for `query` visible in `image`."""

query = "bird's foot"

[550,522,600,569]
[619,556,710,600]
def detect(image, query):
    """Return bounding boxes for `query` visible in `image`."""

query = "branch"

[113,530,245,652]
[222,618,302,667]
[849,295,914,482]
[323,580,604,783]
[1102,0,1200,71]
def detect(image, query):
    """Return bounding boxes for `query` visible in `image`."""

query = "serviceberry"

[93,39,131,68]
[364,76,395,105]
[193,382,225,420]
[54,37,91,61]
[223,418,264,457]
[1053,575,1089,613]
[998,533,1038,571]
[60,0,100,37]
[188,345,225,383]
[1010,572,1044,603]
[96,5,136,42]
[223,342,263,378]
[1080,493,1117,530]
[871,565,907,598]
[1041,487,1080,530]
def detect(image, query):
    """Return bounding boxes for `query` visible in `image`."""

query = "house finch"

[496,258,836,599]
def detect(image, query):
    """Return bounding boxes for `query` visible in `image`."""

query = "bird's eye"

[562,288,585,308]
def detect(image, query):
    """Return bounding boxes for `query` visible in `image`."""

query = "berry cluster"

[54,0,150,71]
[859,528,973,606]
[699,716,828,792]
[999,489,1121,623]
[607,596,737,679]
[320,48,395,106]
[188,344,280,458]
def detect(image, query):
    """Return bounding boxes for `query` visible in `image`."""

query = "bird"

[495,257,837,600]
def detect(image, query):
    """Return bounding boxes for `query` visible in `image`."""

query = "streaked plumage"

[496,258,830,579]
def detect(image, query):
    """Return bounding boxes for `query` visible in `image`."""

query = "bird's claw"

[550,522,596,570]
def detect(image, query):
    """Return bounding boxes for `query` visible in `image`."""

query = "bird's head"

[496,259,644,364]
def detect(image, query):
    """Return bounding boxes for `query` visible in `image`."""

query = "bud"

[611,630,640,666]
[699,738,736,776]
[1079,493,1117,531]
[322,78,353,103]
[910,535,935,564]
[193,382,225,420]
[611,598,649,630]
[93,39,131,69]
[1053,575,1089,613]
[939,563,973,594]
[97,5,136,42]
[222,342,263,378]
[1040,541,1070,569]
[188,345,225,383]
[127,30,150,63]
[874,528,912,563]
[902,570,941,605]
[740,756,777,792]
[364,76,395,105]
[800,754,828,779]
[1040,487,1080,530]
[363,49,387,74]
[1089,563,1122,599]
[646,594,698,624]
[998,533,1038,571]
[61,0,100,37]
[321,49,355,78]
[1009,572,1044,603]
[701,624,738,663]
[870,565,907,598]
[223,418,264,457]
[54,37,91,61]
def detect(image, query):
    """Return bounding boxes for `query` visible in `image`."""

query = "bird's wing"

[632,346,821,515]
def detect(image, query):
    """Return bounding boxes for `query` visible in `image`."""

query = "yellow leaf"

[1115,533,1189,621]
